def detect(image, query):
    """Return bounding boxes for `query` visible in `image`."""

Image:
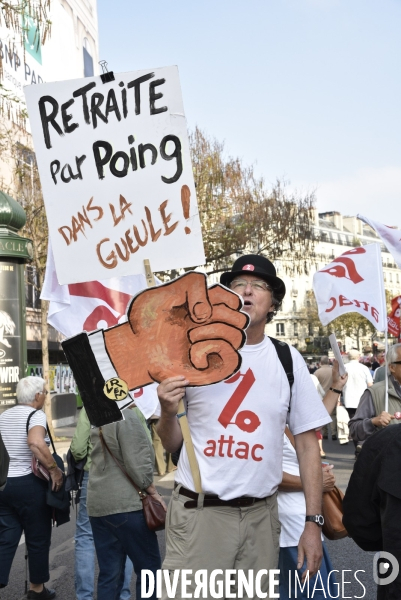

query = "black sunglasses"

[391,361,401,365]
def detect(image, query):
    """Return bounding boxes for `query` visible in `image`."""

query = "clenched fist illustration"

[103,272,249,389]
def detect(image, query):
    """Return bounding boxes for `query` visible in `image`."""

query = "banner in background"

[313,244,386,331]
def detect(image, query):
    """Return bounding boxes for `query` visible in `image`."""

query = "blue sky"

[97,0,401,224]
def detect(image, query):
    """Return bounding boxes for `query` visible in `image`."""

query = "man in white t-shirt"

[157,255,331,599]
[343,350,373,419]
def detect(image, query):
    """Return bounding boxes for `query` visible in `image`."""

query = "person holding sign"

[157,255,331,599]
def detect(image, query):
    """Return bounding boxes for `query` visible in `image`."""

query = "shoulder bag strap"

[99,427,144,498]
[26,409,57,455]
[268,336,294,409]
[26,409,40,435]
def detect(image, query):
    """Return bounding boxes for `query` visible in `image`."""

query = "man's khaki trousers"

[161,485,280,600]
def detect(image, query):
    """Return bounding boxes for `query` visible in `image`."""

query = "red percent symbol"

[218,369,261,433]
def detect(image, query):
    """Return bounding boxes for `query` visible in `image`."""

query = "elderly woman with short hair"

[0,376,63,599]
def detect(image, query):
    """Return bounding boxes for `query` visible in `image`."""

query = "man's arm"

[70,407,91,462]
[349,390,394,441]
[294,429,323,581]
[156,376,186,453]
[279,467,335,493]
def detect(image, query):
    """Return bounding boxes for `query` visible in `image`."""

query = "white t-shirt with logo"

[176,336,331,500]
[343,361,373,409]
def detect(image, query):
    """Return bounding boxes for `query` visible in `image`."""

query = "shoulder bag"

[322,486,348,540]
[26,410,59,481]
[99,427,165,531]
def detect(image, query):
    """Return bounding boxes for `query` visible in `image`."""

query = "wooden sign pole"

[143,260,202,493]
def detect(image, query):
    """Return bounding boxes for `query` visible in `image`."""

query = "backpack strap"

[268,336,294,410]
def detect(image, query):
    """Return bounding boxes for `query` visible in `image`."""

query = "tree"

[189,127,316,275]
[0,1,51,121]
[12,140,54,434]
[0,0,52,425]
[300,290,376,351]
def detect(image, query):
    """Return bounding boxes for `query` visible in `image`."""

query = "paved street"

[2,429,378,599]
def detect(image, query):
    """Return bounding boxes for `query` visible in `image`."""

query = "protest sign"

[328,333,346,376]
[24,66,205,285]
[61,272,249,426]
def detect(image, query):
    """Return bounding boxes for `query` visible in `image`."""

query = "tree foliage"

[0,1,51,120]
[190,127,316,274]
[301,290,376,350]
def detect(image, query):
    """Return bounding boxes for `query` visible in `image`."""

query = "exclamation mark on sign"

[181,185,191,234]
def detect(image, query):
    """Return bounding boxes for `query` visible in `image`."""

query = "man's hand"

[297,523,323,582]
[331,359,348,391]
[372,411,395,428]
[104,272,249,389]
[157,376,188,417]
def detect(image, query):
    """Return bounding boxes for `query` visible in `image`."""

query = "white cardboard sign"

[328,333,346,376]
[24,66,205,284]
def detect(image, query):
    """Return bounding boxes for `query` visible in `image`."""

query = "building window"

[83,38,94,77]
[276,323,285,337]
[308,323,314,336]
[384,272,387,282]
[389,272,393,283]
[397,274,400,284]
[293,322,298,337]
[293,301,297,312]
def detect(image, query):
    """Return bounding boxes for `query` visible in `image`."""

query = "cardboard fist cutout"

[62,272,249,426]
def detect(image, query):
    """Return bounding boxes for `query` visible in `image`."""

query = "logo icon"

[69,281,132,331]
[219,369,261,433]
[373,551,399,586]
[242,264,255,271]
[103,377,129,401]
[321,248,366,284]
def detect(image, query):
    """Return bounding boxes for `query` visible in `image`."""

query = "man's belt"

[175,484,267,509]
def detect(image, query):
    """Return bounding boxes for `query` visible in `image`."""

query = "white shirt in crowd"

[343,361,373,409]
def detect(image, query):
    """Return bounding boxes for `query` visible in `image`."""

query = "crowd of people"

[0,253,400,600]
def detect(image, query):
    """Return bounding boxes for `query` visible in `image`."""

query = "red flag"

[388,295,401,339]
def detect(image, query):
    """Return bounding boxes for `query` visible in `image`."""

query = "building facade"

[0,0,100,365]
[267,211,401,354]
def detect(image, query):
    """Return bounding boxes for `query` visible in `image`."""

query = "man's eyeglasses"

[230,279,272,292]
[391,361,401,365]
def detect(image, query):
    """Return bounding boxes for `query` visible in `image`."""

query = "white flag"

[358,214,401,269]
[313,244,386,331]
[41,243,159,417]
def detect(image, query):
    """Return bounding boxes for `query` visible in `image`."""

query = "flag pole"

[385,328,389,413]
[143,260,202,493]
[379,245,389,413]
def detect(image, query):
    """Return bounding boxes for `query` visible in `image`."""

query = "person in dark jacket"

[343,423,401,599]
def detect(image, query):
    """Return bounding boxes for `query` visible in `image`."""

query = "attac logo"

[242,264,255,271]
[321,247,366,284]
[69,281,132,331]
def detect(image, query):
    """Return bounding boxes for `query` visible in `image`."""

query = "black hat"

[220,254,286,300]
